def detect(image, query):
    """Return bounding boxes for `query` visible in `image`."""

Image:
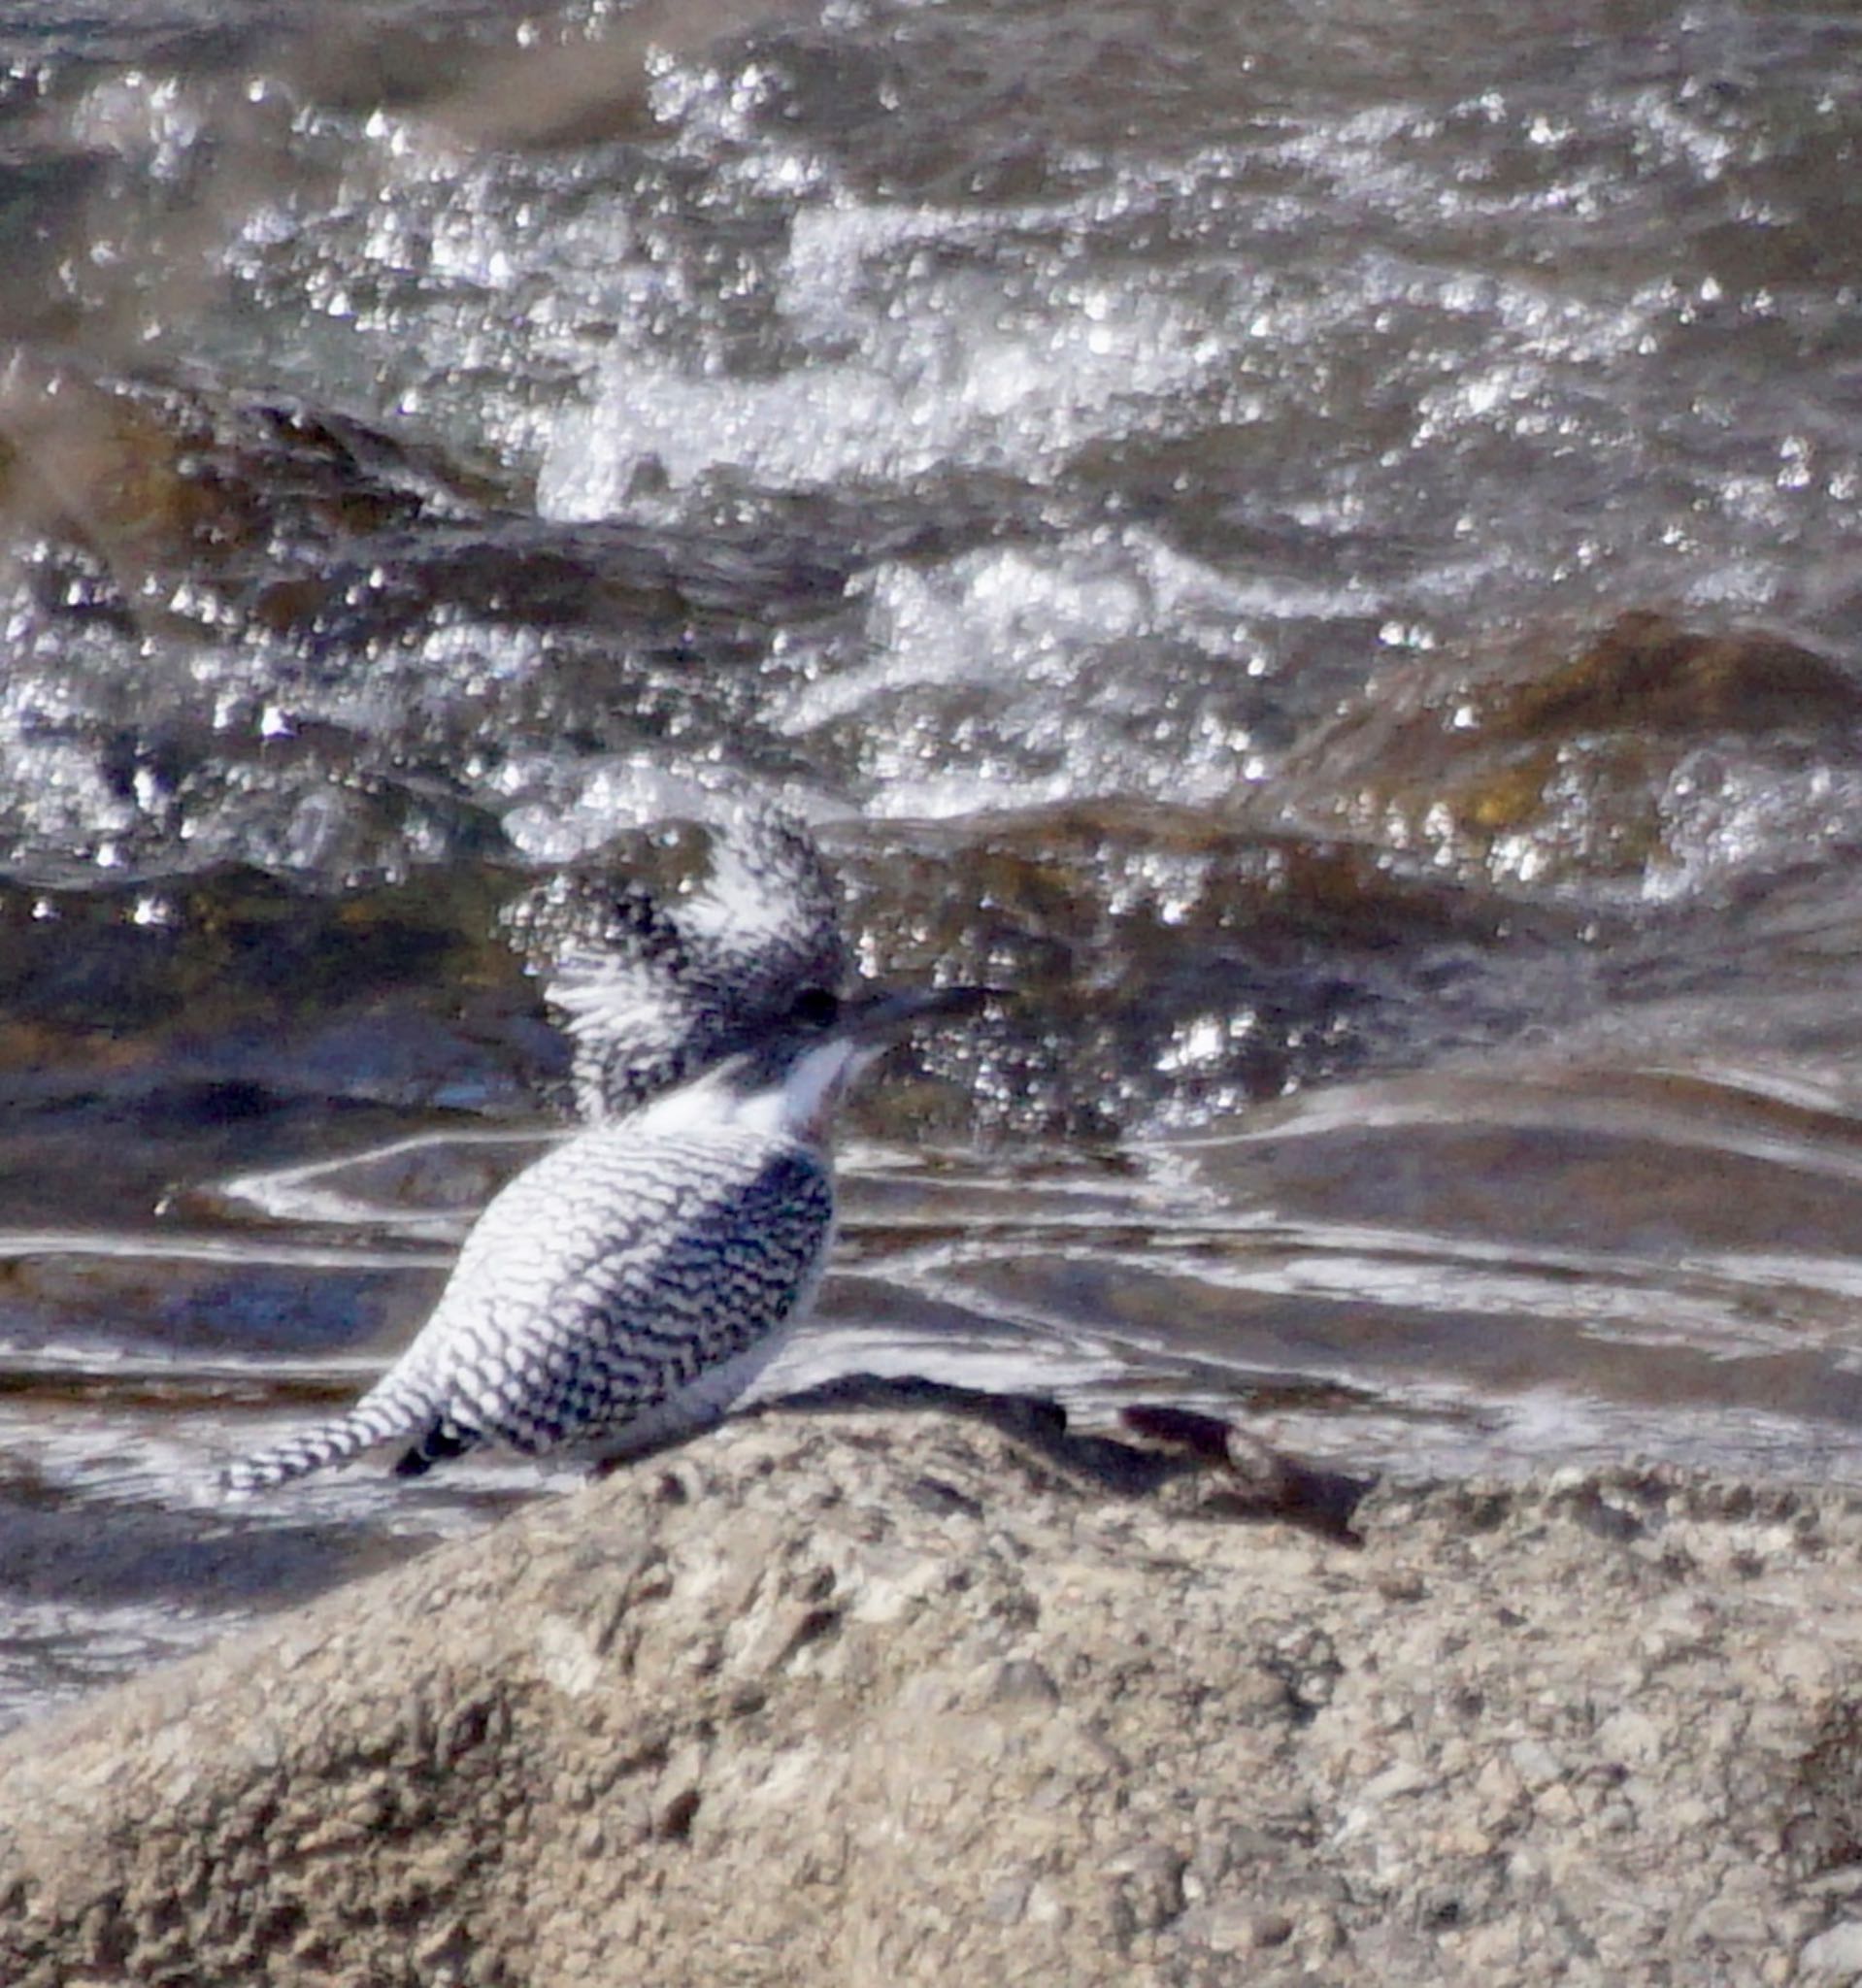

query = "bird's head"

[715,982,990,1144]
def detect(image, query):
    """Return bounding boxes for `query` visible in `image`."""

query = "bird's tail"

[219,1391,432,1496]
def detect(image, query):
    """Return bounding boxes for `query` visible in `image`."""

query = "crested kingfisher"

[220,804,982,1492]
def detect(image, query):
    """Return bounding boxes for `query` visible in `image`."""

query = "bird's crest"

[508,799,850,1120]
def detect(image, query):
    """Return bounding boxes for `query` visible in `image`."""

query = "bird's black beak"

[840,983,995,1044]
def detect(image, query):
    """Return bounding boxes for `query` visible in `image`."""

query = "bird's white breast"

[631,1039,866,1147]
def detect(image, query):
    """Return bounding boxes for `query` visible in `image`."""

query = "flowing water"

[3,0,1862,1725]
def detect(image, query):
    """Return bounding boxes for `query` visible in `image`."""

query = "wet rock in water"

[1274,612,1862,896]
[0,864,556,1235]
[0,863,534,1081]
[0,354,851,651]
[1,1413,1858,1986]
[837,801,1576,1136]
[0,355,880,885]
[0,352,498,608]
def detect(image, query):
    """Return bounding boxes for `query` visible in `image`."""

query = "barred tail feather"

[218,1394,429,1496]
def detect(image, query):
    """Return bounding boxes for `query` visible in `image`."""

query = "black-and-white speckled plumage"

[220,1064,838,1492]
[515,800,849,1121]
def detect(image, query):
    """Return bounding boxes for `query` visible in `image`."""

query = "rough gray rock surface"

[4,1413,1862,1986]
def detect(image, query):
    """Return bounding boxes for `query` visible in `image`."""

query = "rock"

[1273,610,1862,893]
[839,803,1538,1136]
[2,1419,1861,1986]
[1800,1918,1862,1980]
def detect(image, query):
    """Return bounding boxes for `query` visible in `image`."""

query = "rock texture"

[4,1411,1862,1986]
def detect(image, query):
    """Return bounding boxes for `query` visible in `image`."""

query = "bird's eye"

[790,986,841,1029]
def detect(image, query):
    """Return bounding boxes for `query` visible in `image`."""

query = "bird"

[220,800,982,1492]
